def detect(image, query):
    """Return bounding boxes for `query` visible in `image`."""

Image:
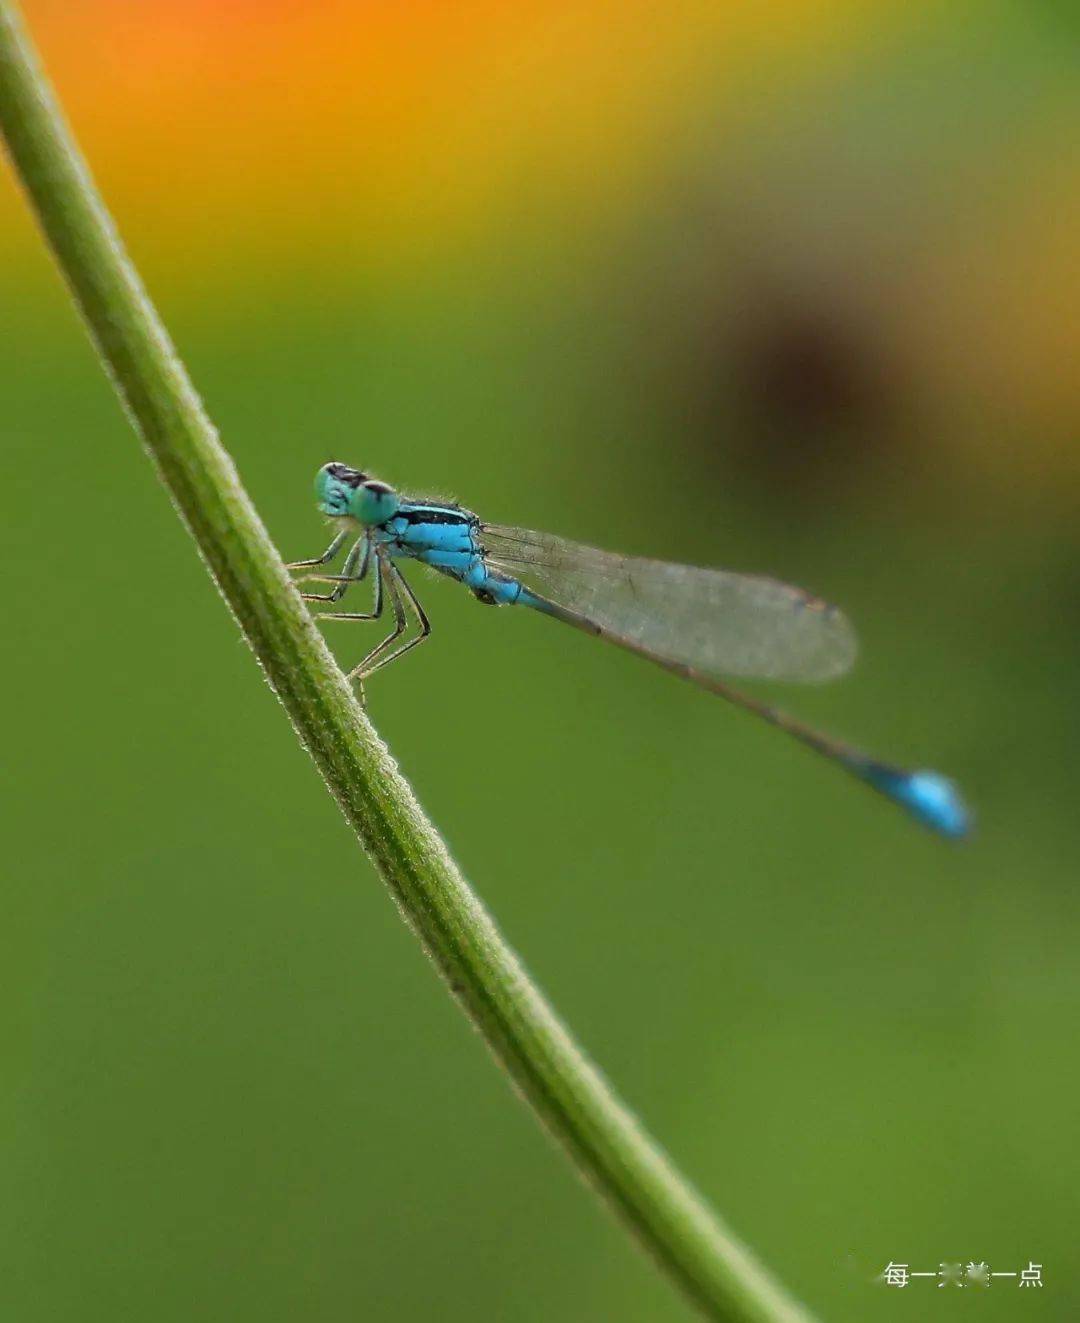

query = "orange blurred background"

[10,1,1077,488]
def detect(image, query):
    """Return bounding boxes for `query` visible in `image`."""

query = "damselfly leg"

[351,559,431,685]
[285,529,349,571]
[308,553,431,698]
[305,544,384,627]
[292,535,371,603]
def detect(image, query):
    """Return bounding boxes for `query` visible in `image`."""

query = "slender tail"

[520,588,970,838]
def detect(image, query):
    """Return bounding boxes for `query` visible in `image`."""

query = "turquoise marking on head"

[315,462,401,525]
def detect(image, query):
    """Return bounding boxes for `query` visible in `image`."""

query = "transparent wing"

[482,524,857,682]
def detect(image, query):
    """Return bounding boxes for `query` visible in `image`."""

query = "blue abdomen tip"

[856,762,970,837]
[893,770,971,838]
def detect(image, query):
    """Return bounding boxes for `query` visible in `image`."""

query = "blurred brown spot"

[740,314,880,424]
[725,303,896,482]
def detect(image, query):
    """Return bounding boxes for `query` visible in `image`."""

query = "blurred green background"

[2,2,1077,1319]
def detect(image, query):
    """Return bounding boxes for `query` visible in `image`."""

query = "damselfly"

[289,462,969,837]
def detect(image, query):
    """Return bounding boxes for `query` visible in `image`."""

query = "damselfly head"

[314,462,399,525]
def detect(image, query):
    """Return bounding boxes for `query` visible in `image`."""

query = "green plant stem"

[0,7,815,1321]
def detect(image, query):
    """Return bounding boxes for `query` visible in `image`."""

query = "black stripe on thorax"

[398,502,476,527]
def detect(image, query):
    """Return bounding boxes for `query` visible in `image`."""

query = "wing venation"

[481,525,856,682]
